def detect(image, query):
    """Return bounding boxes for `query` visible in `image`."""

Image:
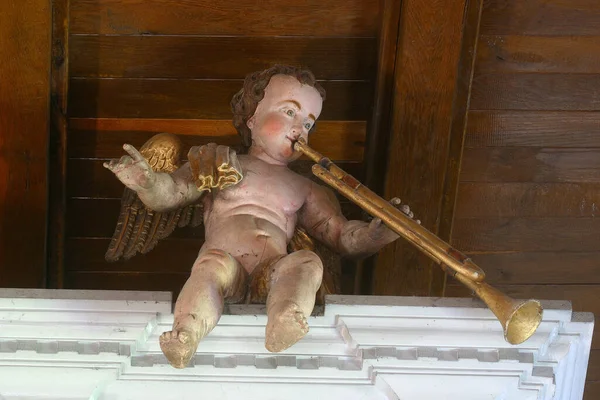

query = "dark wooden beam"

[372,0,484,296]
[363,0,403,195]
[356,0,403,295]
[47,0,70,288]
[0,0,52,288]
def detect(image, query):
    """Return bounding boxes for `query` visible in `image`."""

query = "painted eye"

[286,109,295,117]
[304,123,312,130]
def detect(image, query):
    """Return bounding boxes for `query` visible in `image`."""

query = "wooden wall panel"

[70,36,376,80]
[471,74,600,111]
[452,218,599,252]
[466,111,600,147]
[455,183,600,218]
[63,0,379,295]
[70,0,379,36]
[460,148,600,183]
[455,252,600,285]
[476,36,600,74]
[450,0,600,394]
[0,0,51,288]
[480,0,600,36]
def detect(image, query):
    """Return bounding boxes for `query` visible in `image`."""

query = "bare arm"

[139,162,204,211]
[297,181,404,259]
[104,144,205,212]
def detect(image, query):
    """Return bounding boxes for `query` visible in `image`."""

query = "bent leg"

[265,250,323,352]
[160,248,247,368]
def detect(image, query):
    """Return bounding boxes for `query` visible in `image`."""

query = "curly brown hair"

[230,65,326,151]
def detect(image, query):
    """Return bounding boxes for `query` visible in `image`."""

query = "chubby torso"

[201,155,313,273]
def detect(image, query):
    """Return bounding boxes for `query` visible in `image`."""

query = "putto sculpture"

[103,65,416,369]
[104,64,543,370]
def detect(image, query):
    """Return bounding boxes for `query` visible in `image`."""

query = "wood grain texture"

[357,0,403,296]
[585,381,599,400]
[460,148,600,183]
[466,111,600,148]
[0,0,51,288]
[68,79,373,120]
[70,36,377,80]
[477,36,600,74]
[480,0,600,36]
[67,160,363,199]
[66,238,200,273]
[362,0,402,194]
[451,217,600,252]
[372,0,472,296]
[463,252,600,285]
[48,0,70,289]
[588,349,600,381]
[470,73,600,110]
[67,121,366,161]
[70,0,379,36]
[455,183,600,218]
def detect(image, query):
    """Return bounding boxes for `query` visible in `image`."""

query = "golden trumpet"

[294,138,543,345]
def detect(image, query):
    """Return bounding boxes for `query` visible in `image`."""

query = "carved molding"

[0,290,594,399]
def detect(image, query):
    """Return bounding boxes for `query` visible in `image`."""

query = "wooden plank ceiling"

[63,0,380,296]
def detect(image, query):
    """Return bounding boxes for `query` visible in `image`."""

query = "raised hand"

[103,144,156,192]
[367,197,420,241]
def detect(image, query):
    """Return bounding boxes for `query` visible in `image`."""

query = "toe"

[159,331,172,342]
[178,331,190,344]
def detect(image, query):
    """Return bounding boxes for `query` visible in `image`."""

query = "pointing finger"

[123,144,145,163]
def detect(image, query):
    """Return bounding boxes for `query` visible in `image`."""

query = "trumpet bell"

[504,299,543,345]
[454,273,544,345]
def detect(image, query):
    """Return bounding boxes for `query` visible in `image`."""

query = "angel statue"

[103,65,418,369]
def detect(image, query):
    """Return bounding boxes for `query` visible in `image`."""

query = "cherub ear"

[246,116,255,130]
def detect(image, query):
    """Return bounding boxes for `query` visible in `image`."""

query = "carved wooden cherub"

[103,65,416,369]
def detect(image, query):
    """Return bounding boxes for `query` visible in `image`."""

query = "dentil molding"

[0,289,594,399]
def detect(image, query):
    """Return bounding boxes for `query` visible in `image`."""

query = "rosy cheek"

[262,116,286,137]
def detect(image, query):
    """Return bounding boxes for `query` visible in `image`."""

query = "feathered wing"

[104,133,204,262]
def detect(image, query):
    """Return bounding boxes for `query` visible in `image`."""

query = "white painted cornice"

[0,289,594,399]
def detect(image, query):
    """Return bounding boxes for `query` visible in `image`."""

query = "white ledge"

[0,289,594,399]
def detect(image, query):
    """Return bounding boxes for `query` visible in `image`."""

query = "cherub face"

[247,74,323,164]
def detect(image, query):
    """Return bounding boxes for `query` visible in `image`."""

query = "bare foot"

[159,329,199,369]
[265,301,309,352]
